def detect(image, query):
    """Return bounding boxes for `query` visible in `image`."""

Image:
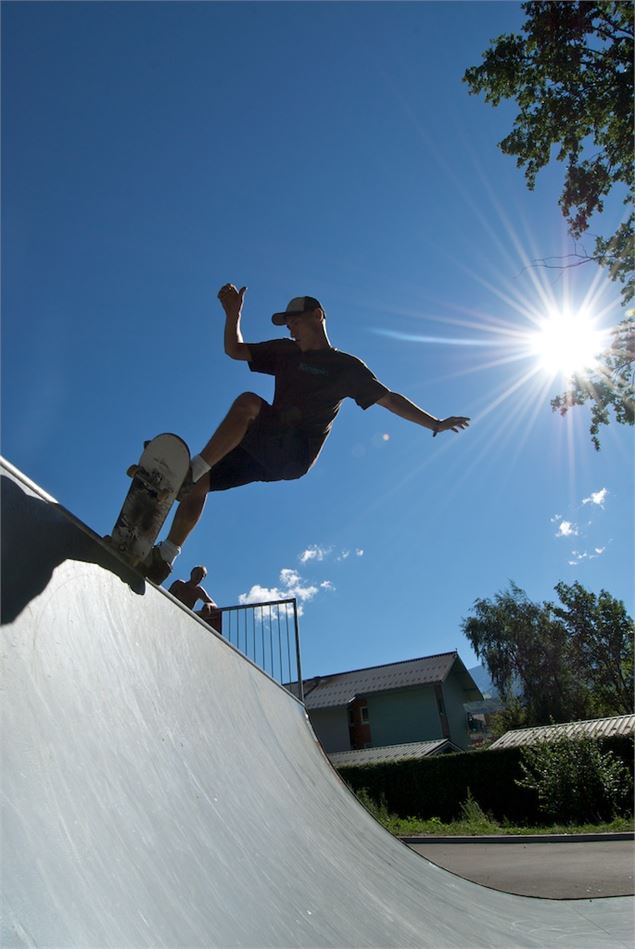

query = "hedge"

[336,736,633,824]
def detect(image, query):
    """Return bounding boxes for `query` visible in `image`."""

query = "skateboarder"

[142,284,470,584]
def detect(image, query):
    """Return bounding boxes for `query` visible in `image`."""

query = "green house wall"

[442,667,471,749]
[307,665,473,753]
[309,707,350,752]
[366,686,442,746]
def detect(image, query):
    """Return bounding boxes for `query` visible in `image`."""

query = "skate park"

[2,456,633,949]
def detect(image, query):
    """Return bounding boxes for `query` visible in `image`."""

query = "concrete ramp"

[1,458,633,948]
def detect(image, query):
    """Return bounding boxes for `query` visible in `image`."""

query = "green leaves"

[463,2,634,446]
[517,736,633,822]
[464,2,633,280]
[462,580,634,727]
[551,314,634,449]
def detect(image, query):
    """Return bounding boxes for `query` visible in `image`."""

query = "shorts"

[208,408,315,493]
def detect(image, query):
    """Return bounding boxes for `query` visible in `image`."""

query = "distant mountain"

[468,664,498,699]
[467,664,523,701]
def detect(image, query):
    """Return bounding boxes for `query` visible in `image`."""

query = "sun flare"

[529,308,605,378]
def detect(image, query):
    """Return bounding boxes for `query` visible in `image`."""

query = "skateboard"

[107,433,190,567]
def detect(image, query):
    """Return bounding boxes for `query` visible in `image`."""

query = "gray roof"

[489,714,635,750]
[328,739,462,768]
[303,651,482,710]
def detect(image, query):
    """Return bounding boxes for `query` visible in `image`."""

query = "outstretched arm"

[376,391,470,437]
[218,283,252,361]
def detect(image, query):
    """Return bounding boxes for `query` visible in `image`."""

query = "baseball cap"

[272,296,324,326]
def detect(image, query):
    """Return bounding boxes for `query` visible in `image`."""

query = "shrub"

[516,736,633,823]
[337,736,633,825]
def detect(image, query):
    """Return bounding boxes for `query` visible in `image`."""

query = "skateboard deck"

[109,433,190,567]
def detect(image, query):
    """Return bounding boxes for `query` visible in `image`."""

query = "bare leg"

[199,392,264,467]
[166,475,209,547]
[164,392,265,547]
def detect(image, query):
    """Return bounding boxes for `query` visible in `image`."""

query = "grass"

[354,788,634,837]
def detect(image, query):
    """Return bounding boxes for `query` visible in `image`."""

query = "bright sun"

[530,308,605,378]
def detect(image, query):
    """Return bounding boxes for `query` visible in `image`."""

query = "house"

[327,739,463,768]
[488,714,635,750]
[302,651,482,757]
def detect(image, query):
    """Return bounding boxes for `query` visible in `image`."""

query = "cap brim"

[272,310,313,325]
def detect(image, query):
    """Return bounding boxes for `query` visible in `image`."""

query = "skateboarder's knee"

[231,392,264,421]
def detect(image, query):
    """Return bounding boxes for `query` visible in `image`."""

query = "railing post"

[292,598,304,704]
[211,597,304,702]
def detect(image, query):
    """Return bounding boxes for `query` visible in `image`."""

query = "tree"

[462,581,634,729]
[463,2,634,446]
[462,582,586,727]
[553,580,634,715]
[550,314,634,450]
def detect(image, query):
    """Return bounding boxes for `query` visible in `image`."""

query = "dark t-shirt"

[248,339,389,460]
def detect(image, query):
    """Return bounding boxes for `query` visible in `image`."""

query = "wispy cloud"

[336,548,364,561]
[568,546,607,566]
[301,544,365,564]
[582,487,608,507]
[552,487,610,567]
[299,544,332,564]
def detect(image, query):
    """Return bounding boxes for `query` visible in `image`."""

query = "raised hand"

[217,283,247,319]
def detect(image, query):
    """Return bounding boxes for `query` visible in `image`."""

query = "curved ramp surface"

[1,458,633,948]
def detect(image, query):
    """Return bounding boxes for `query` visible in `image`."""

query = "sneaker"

[176,466,194,502]
[140,546,173,584]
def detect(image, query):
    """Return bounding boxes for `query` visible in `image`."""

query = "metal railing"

[213,598,304,703]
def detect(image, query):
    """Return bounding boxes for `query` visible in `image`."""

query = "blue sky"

[2,1,632,681]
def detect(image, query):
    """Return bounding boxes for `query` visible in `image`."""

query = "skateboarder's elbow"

[225,342,252,361]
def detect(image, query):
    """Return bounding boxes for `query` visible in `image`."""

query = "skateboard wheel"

[127,464,139,478]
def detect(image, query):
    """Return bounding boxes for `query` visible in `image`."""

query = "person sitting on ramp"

[169,565,222,633]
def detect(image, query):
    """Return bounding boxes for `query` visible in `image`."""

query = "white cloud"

[583,487,608,507]
[239,568,321,616]
[279,569,318,602]
[556,520,578,538]
[239,583,285,604]
[241,541,363,615]
[298,544,332,564]
[279,568,301,587]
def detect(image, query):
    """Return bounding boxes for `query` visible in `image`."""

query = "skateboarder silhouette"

[142,284,470,583]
